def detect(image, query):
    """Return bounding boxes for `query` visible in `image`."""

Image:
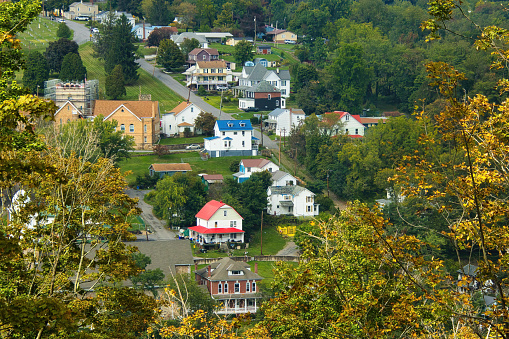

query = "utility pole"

[294,148,298,176]
[254,16,256,45]
[278,132,281,165]
[327,169,330,197]
[260,114,264,149]
[283,128,286,148]
[260,209,263,255]
[219,87,224,118]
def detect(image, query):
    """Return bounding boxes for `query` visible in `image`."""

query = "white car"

[92,28,100,34]
[284,39,296,44]
[57,18,65,23]
[186,144,201,150]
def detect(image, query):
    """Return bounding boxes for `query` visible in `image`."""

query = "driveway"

[125,189,177,241]
[65,20,92,45]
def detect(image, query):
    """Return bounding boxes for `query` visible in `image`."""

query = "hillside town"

[1,0,509,337]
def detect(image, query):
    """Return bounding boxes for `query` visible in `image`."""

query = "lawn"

[234,223,288,257]
[118,153,265,185]
[136,44,157,56]
[79,42,182,113]
[17,17,60,54]
[159,136,205,145]
[202,95,242,113]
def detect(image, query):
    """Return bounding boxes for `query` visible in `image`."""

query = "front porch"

[214,298,259,315]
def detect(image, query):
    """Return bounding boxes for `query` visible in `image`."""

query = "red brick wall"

[254,92,281,99]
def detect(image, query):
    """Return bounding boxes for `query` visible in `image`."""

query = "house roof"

[94,100,159,120]
[248,80,280,93]
[149,163,192,172]
[170,101,192,115]
[271,170,294,181]
[257,45,271,49]
[133,240,193,277]
[205,136,220,140]
[265,29,287,36]
[189,48,219,56]
[197,60,227,69]
[291,108,305,115]
[241,158,272,168]
[349,135,363,138]
[268,108,287,118]
[269,185,311,196]
[188,226,244,234]
[195,32,233,38]
[359,117,387,124]
[177,122,194,127]
[195,257,262,282]
[195,200,243,220]
[458,264,478,276]
[172,32,207,44]
[325,111,363,124]
[216,120,252,131]
[54,100,83,116]
[202,174,223,180]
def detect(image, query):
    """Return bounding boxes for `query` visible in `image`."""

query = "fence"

[194,255,302,265]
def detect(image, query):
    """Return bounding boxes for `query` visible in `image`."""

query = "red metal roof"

[188,226,244,234]
[195,200,226,220]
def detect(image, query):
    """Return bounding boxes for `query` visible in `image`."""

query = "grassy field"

[119,153,265,185]
[17,17,60,54]
[136,44,157,56]
[202,95,241,113]
[159,136,205,145]
[79,42,182,112]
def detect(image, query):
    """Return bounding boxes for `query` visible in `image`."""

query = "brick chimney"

[208,265,211,278]
[194,262,198,271]
[255,263,258,274]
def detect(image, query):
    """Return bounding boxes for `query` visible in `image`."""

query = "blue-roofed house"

[204,120,259,158]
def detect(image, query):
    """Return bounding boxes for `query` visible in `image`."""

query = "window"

[230,221,237,227]
[230,270,243,275]
[191,107,194,112]
[355,128,358,134]
[203,55,206,60]
[224,210,227,216]
[286,180,293,186]
[282,89,286,95]
[224,283,228,293]
[276,100,279,106]
[246,281,250,292]
[307,206,312,212]
[268,94,271,100]
[215,222,218,228]
[242,141,245,147]
[120,124,125,131]
[218,283,222,293]
[345,115,350,121]
[284,195,291,200]
[144,124,147,132]
[234,132,237,135]
[239,122,245,127]
[144,136,147,143]
[129,124,134,132]
[222,131,225,136]
[228,141,231,147]
[247,167,251,172]
[306,196,313,203]
[234,283,240,293]
[242,131,245,136]
[231,233,237,239]
[252,282,256,292]
[182,117,185,122]
[281,80,286,86]
[224,141,228,147]
[346,129,349,134]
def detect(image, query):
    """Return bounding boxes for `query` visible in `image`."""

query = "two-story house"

[233,159,279,183]
[64,1,98,20]
[195,257,263,314]
[93,100,160,150]
[266,108,306,136]
[271,170,298,187]
[160,101,204,137]
[188,200,245,245]
[204,120,259,158]
[267,186,319,217]
[322,111,366,137]
[188,48,219,65]
[183,60,233,91]
[234,63,290,98]
[132,25,177,41]
[238,81,283,111]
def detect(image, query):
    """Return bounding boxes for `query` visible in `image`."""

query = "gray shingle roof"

[269,185,310,196]
[172,32,207,44]
[195,257,263,282]
[268,108,287,118]
[249,80,279,93]
[271,170,291,181]
[277,69,291,80]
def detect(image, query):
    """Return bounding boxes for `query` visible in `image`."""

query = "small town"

[1,0,509,337]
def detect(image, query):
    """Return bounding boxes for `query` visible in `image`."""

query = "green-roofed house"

[195,257,263,315]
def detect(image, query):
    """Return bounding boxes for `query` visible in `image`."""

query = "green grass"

[136,44,157,56]
[119,153,265,185]
[202,95,242,113]
[17,17,60,54]
[234,224,287,257]
[128,215,148,232]
[79,42,182,112]
[159,136,205,145]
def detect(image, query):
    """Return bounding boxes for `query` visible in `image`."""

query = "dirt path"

[276,241,300,256]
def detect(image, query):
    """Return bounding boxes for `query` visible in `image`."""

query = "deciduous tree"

[44,38,79,74]
[233,40,254,66]
[56,22,72,39]
[194,111,216,136]
[179,38,200,60]
[157,39,185,72]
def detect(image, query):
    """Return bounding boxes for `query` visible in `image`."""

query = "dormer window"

[239,123,245,127]
[229,270,244,276]
[228,123,233,127]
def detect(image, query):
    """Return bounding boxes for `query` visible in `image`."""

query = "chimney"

[276,68,280,74]
[208,265,211,278]
[194,262,198,271]
[255,263,258,274]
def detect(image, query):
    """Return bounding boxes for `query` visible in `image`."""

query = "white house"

[171,32,208,48]
[233,158,279,183]
[96,11,135,27]
[322,111,366,137]
[266,108,305,136]
[267,186,319,217]
[234,64,291,98]
[188,200,244,245]
[271,170,298,187]
[131,25,177,41]
[204,120,259,158]
[161,101,204,137]
[183,60,233,91]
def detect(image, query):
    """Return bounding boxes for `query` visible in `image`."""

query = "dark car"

[242,107,259,112]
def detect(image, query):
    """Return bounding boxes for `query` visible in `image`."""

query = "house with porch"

[271,170,298,187]
[188,200,245,245]
[203,120,259,158]
[183,60,233,91]
[238,81,283,111]
[234,63,290,98]
[267,185,319,217]
[233,158,279,183]
[195,257,263,315]
[64,1,98,20]
[266,108,305,136]
[160,101,204,137]
[148,163,192,178]
[265,29,297,44]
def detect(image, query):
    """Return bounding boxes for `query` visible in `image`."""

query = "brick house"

[188,200,245,245]
[195,257,263,314]
[94,100,160,150]
[54,101,85,127]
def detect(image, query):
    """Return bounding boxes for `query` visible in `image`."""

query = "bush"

[229,161,239,172]
[267,130,273,136]
[197,86,206,96]
[250,117,259,125]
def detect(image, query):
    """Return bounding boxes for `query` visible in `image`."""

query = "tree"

[130,253,165,296]
[58,52,87,81]
[22,51,49,94]
[194,111,216,136]
[44,38,79,74]
[147,27,177,47]
[144,0,171,26]
[105,64,126,99]
[56,22,72,39]
[156,39,185,72]
[233,40,254,66]
[214,2,234,29]
[179,38,200,59]
[100,14,139,84]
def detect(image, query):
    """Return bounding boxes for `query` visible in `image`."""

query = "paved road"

[126,189,177,241]
[276,241,300,256]
[65,19,91,45]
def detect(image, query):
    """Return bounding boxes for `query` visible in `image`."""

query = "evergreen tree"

[56,22,72,39]
[44,38,79,73]
[22,51,49,94]
[102,14,139,84]
[145,0,171,26]
[156,39,185,72]
[59,52,87,81]
[105,64,126,99]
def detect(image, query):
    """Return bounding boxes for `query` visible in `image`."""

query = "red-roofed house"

[233,158,279,183]
[189,200,245,245]
[323,111,366,137]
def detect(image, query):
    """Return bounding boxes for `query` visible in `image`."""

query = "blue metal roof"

[223,137,233,140]
[216,120,253,131]
[252,136,259,140]
[205,136,220,140]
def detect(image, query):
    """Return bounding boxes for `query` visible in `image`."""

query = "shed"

[149,163,192,177]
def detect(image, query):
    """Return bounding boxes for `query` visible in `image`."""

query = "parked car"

[75,16,90,21]
[284,39,296,44]
[57,18,66,23]
[242,107,259,112]
[216,85,228,90]
[186,144,201,150]
[92,28,100,33]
